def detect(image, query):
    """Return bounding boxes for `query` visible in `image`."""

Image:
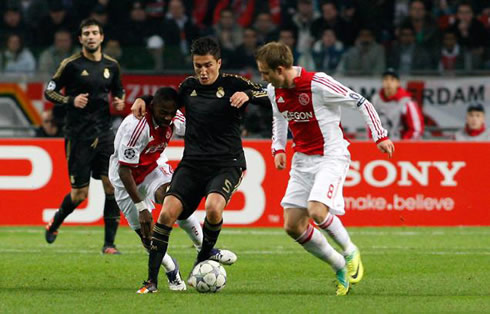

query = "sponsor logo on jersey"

[191,90,197,96]
[81,70,89,76]
[124,148,136,159]
[216,86,225,98]
[281,110,314,122]
[103,68,110,79]
[277,96,285,103]
[298,93,310,106]
[46,81,56,91]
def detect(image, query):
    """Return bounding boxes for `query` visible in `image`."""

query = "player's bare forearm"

[118,165,143,203]
[377,139,395,158]
[131,98,146,118]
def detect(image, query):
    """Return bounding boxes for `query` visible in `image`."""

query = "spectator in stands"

[310,1,357,46]
[193,0,256,29]
[438,29,465,72]
[32,0,76,47]
[254,12,279,45]
[449,1,488,69]
[38,29,78,74]
[210,8,243,51]
[338,28,385,75]
[0,33,36,73]
[230,27,259,72]
[371,68,425,140]
[160,0,199,67]
[311,28,344,73]
[399,0,440,52]
[387,24,434,74]
[119,1,154,47]
[104,38,155,70]
[278,27,314,70]
[89,4,117,41]
[289,0,319,54]
[454,103,490,141]
[36,109,63,137]
[0,4,29,45]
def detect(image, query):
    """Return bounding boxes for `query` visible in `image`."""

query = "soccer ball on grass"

[188,260,227,293]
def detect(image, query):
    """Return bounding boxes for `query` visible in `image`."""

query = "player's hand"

[230,92,249,108]
[274,152,287,170]
[113,97,125,111]
[139,209,153,241]
[377,139,395,158]
[74,93,89,109]
[131,98,146,119]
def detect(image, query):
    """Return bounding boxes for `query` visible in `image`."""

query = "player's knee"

[205,207,222,224]
[283,222,303,239]
[71,190,88,203]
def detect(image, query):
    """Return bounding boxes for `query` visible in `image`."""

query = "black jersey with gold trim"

[178,73,269,168]
[44,52,125,140]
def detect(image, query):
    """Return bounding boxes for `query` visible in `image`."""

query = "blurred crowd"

[1,0,489,75]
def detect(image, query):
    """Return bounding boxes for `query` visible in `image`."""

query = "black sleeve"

[111,62,125,99]
[138,95,153,105]
[231,75,271,107]
[44,59,74,106]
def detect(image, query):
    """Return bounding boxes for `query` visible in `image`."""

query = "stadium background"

[0,0,489,227]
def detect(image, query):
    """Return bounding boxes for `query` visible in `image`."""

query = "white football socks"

[296,224,345,271]
[316,213,356,256]
[161,253,176,272]
[177,214,203,248]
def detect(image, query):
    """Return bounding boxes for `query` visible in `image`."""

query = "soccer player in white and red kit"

[109,87,235,293]
[256,42,395,296]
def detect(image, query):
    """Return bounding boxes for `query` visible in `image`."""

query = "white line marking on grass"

[1,248,489,256]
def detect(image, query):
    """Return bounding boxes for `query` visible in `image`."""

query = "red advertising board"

[0,140,489,226]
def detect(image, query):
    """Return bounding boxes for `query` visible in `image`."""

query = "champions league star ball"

[188,260,227,293]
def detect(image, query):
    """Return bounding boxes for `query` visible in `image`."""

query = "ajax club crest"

[298,93,310,106]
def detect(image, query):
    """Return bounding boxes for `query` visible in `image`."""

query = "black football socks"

[103,194,120,247]
[197,218,223,262]
[148,223,172,284]
[49,193,82,232]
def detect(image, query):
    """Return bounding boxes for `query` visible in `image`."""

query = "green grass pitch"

[1,226,489,313]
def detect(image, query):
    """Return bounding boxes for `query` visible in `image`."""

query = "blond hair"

[255,42,293,70]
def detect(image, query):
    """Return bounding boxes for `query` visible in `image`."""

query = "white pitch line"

[1,229,490,236]
[0,248,489,256]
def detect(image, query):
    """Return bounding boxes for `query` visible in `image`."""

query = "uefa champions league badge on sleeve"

[124,148,136,160]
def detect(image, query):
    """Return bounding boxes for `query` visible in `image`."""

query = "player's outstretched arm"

[377,139,395,158]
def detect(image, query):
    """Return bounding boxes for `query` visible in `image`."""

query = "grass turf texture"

[1,226,489,313]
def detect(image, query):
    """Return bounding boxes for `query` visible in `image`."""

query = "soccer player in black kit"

[44,18,125,254]
[133,37,270,293]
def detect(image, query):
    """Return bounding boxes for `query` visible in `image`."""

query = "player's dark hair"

[191,36,221,60]
[79,18,104,36]
[153,87,178,108]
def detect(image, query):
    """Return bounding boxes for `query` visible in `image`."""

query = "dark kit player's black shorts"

[166,161,244,220]
[65,131,115,188]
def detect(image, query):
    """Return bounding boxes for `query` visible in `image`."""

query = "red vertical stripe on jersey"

[364,102,383,138]
[128,119,146,147]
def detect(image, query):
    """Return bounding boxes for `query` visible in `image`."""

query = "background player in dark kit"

[44,18,125,254]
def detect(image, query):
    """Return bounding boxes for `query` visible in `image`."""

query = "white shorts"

[281,152,350,215]
[114,163,173,230]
